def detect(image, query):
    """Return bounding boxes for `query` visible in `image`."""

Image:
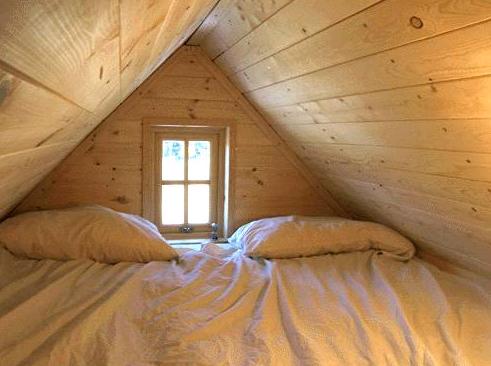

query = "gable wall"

[16,46,338,231]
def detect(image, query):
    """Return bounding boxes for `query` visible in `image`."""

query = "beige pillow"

[229,216,415,260]
[0,206,178,263]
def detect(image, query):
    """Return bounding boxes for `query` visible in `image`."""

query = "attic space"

[0,1,490,365]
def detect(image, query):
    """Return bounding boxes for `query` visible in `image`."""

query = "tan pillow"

[0,206,178,263]
[229,216,415,260]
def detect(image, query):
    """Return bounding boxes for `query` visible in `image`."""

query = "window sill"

[168,238,229,250]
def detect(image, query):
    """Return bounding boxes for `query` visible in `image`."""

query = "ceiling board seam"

[222,0,385,75]
[0,141,76,161]
[312,156,491,185]
[210,0,296,60]
[258,73,491,109]
[189,46,349,217]
[291,141,491,155]
[187,0,229,45]
[235,16,491,89]
[270,117,491,125]
[0,60,91,113]
[322,172,491,210]
[325,173,491,214]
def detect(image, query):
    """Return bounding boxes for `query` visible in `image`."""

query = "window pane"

[188,141,210,180]
[188,184,210,224]
[162,140,184,180]
[161,185,184,225]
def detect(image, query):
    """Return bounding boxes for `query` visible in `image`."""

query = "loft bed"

[0,207,489,365]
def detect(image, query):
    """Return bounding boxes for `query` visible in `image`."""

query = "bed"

[1,242,490,365]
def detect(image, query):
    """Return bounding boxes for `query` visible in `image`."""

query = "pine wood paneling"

[17,47,337,231]
[0,143,76,217]
[120,0,218,96]
[273,119,491,153]
[192,0,491,272]
[231,0,491,92]
[0,69,89,155]
[195,0,294,59]
[294,143,491,182]
[214,0,380,75]
[188,0,237,45]
[0,0,120,111]
[247,21,491,107]
[314,160,491,209]
[267,76,491,122]
[144,76,230,100]
[0,0,218,221]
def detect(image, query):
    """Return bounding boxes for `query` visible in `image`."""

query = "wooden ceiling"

[189,0,491,273]
[0,0,218,218]
[2,0,491,273]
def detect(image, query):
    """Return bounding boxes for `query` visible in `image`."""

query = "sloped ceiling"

[0,0,218,218]
[2,0,491,273]
[188,0,491,272]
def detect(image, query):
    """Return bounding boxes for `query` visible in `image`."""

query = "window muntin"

[143,124,228,240]
[160,136,215,229]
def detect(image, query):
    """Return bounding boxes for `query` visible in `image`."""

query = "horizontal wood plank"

[215,0,378,75]
[247,21,491,106]
[199,0,293,59]
[233,0,491,92]
[273,119,491,153]
[295,142,491,182]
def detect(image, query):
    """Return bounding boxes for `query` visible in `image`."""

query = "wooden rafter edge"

[188,45,349,217]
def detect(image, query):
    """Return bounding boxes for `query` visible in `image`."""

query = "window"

[143,125,229,240]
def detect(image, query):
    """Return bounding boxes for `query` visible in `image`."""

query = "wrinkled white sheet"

[0,246,490,366]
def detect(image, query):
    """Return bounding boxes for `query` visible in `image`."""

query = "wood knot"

[112,195,129,204]
[410,16,423,29]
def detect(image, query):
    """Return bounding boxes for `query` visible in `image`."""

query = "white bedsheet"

[0,246,490,365]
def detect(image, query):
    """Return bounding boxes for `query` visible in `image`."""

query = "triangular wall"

[16,46,342,230]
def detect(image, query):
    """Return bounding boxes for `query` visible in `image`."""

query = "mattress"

[0,245,490,365]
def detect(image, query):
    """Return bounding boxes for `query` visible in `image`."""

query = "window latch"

[179,225,193,233]
[210,223,219,241]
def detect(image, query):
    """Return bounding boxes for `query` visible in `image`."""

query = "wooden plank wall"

[189,0,491,272]
[16,46,336,231]
[0,0,218,219]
